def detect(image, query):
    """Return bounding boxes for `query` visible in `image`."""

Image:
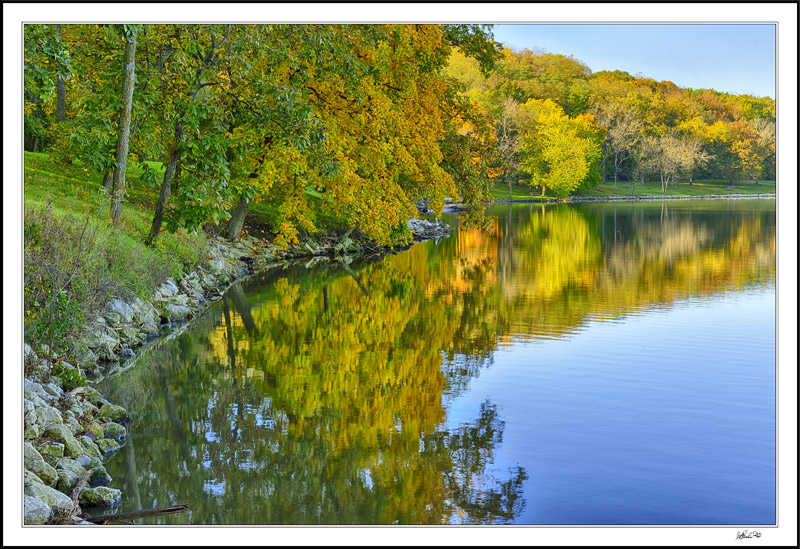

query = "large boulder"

[80,436,102,459]
[157,303,191,322]
[24,494,52,525]
[96,438,121,455]
[42,423,84,458]
[24,379,51,402]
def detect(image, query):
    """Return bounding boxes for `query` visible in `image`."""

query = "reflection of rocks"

[407,217,453,241]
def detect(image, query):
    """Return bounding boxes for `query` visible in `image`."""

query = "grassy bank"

[488,177,776,201]
[22,152,358,362]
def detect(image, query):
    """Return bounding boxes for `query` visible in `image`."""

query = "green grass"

[24,152,210,358]
[486,177,775,201]
[575,178,775,198]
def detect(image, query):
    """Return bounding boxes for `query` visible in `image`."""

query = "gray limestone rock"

[24,494,52,525]
[104,298,134,325]
[25,480,74,514]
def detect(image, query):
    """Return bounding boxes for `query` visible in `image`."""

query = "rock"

[75,455,92,468]
[101,422,127,442]
[63,412,83,435]
[25,469,44,486]
[79,486,121,508]
[156,278,180,299]
[42,424,83,458]
[105,298,135,325]
[56,467,81,494]
[118,347,135,359]
[81,326,120,362]
[87,421,104,440]
[25,480,74,514]
[43,382,64,398]
[24,494,52,525]
[131,297,160,335]
[24,398,40,439]
[80,436,102,459]
[24,379,51,402]
[57,457,87,477]
[88,464,112,487]
[72,342,98,368]
[97,403,128,422]
[158,302,191,322]
[36,441,65,458]
[96,438,121,455]
[25,442,59,486]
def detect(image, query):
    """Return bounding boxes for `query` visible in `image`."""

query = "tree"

[109,25,138,225]
[517,98,604,197]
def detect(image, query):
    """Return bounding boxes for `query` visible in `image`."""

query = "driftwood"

[82,504,189,524]
[70,469,94,516]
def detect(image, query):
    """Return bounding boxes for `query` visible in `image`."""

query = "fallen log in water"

[81,503,189,524]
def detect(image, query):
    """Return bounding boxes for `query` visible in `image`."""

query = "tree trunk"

[32,138,38,153]
[110,32,137,225]
[101,171,113,197]
[602,142,607,184]
[727,177,734,190]
[56,25,67,123]
[224,195,250,241]
[689,168,693,185]
[540,184,546,197]
[145,122,182,246]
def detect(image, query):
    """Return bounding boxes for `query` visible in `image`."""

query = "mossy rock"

[101,421,127,442]
[36,441,65,458]
[97,403,127,422]
[25,480,73,514]
[80,436,102,459]
[24,442,58,487]
[88,464,112,487]
[97,438,121,455]
[79,486,121,508]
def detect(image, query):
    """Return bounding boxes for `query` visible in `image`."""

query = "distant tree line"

[444,47,776,197]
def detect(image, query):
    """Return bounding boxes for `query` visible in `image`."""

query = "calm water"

[98,199,776,525]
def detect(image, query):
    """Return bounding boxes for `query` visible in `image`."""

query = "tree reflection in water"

[100,199,774,525]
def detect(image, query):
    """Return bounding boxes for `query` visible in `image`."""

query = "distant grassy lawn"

[575,178,775,198]
[487,178,775,201]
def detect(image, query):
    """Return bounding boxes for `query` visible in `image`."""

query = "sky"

[491,24,776,98]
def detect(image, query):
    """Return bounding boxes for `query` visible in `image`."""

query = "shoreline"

[22,218,452,525]
[491,193,776,204]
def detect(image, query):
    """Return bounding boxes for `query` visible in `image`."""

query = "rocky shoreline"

[22,216,453,525]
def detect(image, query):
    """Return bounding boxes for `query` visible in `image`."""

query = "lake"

[98,199,776,525]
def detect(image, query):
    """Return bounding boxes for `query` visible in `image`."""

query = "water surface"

[99,199,776,525]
